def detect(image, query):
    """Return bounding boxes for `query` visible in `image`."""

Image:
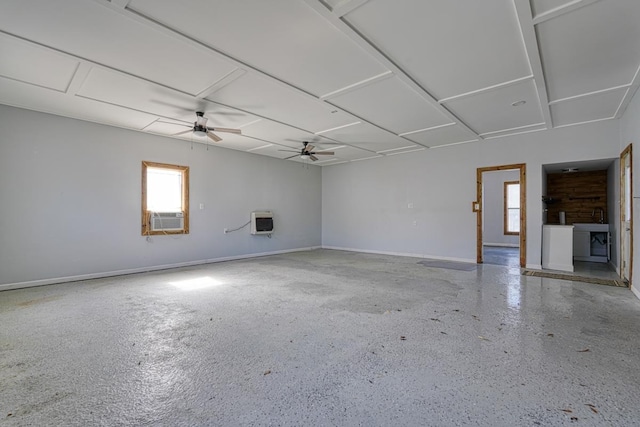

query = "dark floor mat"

[522,269,627,287]
[418,259,478,271]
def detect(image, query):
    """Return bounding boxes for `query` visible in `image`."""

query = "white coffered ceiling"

[0,0,638,165]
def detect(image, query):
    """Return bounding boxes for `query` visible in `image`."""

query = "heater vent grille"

[251,211,274,235]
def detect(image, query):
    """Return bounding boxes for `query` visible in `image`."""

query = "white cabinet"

[542,225,574,272]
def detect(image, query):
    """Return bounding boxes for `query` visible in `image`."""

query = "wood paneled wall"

[546,170,607,224]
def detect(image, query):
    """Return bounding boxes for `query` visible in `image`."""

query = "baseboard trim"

[632,284,640,300]
[483,243,520,248]
[0,246,322,292]
[321,246,476,264]
[526,264,543,270]
[608,261,620,275]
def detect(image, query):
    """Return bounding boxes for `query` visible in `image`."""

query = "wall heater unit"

[150,212,184,231]
[251,211,274,235]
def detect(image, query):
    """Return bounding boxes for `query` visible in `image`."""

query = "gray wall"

[322,120,620,268]
[483,170,520,247]
[0,106,322,289]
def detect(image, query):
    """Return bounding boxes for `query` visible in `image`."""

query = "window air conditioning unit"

[150,212,184,231]
[251,211,274,235]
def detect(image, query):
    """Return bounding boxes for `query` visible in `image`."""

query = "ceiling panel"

[343,0,531,99]
[76,67,257,128]
[144,119,193,136]
[239,120,331,149]
[245,143,299,160]
[206,72,357,133]
[443,80,544,135]
[0,33,79,92]
[318,122,413,152]
[0,77,157,130]
[403,124,478,147]
[128,0,388,97]
[537,0,640,101]
[326,76,451,134]
[0,0,238,95]
[201,133,273,152]
[550,87,628,127]
[321,145,381,162]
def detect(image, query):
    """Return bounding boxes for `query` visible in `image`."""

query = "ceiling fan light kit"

[174,111,242,142]
[279,141,335,162]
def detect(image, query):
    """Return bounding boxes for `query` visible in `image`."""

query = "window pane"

[507,184,520,208]
[508,208,520,232]
[147,167,182,212]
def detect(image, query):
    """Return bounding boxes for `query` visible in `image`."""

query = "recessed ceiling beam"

[319,71,392,100]
[195,68,246,99]
[531,0,600,25]
[330,0,371,18]
[614,65,640,119]
[438,76,533,105]
[65,62,92,96]
[109,0,130,9]
[513,0,553,128]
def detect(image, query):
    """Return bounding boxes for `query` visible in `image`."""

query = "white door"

[620,145,632,284]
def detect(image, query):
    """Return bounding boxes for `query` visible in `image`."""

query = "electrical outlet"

[200,203,205,210]
[412,221,417,226]
[408,203,414,209]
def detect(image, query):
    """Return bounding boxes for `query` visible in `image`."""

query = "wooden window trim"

[504,180,520,236]
[142,161,190,236]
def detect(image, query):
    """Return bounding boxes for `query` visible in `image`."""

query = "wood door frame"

[620,144,633,286]
[476,164,527,267]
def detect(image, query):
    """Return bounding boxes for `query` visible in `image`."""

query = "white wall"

[322,121,620,268]
[0,106,322,289]
[620,88,640,295]
[483,170,520,247]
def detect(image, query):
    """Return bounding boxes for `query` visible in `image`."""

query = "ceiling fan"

[279,141,334,161]
[174,111,242,143]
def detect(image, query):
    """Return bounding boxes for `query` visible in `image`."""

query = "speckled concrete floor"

[2,249,640,426]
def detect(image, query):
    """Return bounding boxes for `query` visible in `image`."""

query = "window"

[142,161,189,235]
[504,181,520,235]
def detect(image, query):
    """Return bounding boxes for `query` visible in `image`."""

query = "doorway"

[476,164,526,267]
[620,144,633,286]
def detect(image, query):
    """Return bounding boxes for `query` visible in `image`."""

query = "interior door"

[476,164,526,267]
[620,145,632,284]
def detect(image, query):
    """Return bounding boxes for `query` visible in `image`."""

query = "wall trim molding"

[0,246,322,292]
[322,245,476,264]
[483,243,520,248]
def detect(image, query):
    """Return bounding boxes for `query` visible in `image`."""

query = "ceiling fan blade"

[313,151,334,155]
[173,129,193,136]
[304,144,315,153]
[310,155,319,161]
[207,132,222,143]
[212,127,242,134]
[283,154,299,160]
